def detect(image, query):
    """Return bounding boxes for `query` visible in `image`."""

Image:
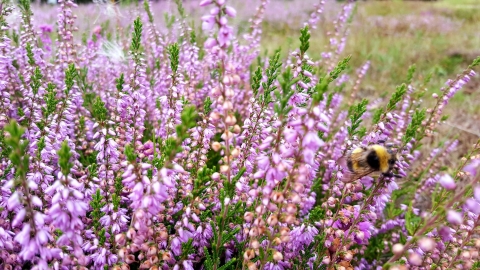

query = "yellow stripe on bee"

[371,145,390,173]
[352,147,364,154]
[350,147,364,172]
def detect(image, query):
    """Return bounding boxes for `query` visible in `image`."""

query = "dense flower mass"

[0,0,479,269]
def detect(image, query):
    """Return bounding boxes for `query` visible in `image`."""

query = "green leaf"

[92,96,108,122]
[204,97,213,115]
[299,25,310,55]
[168,43,180,74]
[406,64,416,84]
[130,17,143,53]
[468,56,480,69]
[402,108,426,144]
[57,140,73,176]
[387,84,407,112]
[347,99,368,137]
[405,203,422,235]
[251,66,262,97]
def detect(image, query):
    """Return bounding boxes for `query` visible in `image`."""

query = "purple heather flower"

[438,226,453,241]
[474,186,480,202]
[464,159,480,176]
[199,0,213,6]
[438,173,456,190]
[446,210,463,225]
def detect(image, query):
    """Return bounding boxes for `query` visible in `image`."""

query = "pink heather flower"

[202,15,216,31]
[199,0,213,6]
[219,16,228,26]
[408,252,422,266]
[39,24,53,33]
[446,210,463,225]
[218,25,233,46]
[204,38,217,49]
[474,186,480,202]
[464,159,480,176]
[302,131,324,149]
[465,198,480,214]
[210,6,220,15]
[418,237,435,252]
[225,6,237,17]
[438,173,456,190]
[438,226,453,241]
[92,25,102,35]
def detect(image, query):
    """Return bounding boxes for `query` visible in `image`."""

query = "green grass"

[259,0,480,151]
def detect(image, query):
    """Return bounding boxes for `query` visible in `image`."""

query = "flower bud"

[344,251,353,261]
[225,88,234,97]
[223,101,233,110]
[233,125,241,134]
[225,6,236,17]
[286,203,297,214]
[271,191,284,203]
[231,148,240,158]
[280,235,290,243]
[220,165,230,173]
[356,231,365,241]
[162,251,172,261]
[247,262,257,270]
[280,227,290,236]
[212,142,222,152]
[125,254,136,264]
[447,210,463,225]
[115,233,126,246]
[272,251,283,261]
[221,130,233,140]
[418,237,435,252]
[199,0,213,6]
[284,214,296,224]
[267,214,278,226]
[225,115,236,126]
[408,252,422,266]
[249,227,258,237]
[126,228,136,239]
[244,249,255,260]
[272,237,282,246]
[212,172,220,181]
[392,243,404,255]
[223,75,232,85]
[439,173,456,190]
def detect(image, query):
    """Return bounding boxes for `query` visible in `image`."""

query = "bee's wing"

[340,167,376,183]
[341,150,375,183]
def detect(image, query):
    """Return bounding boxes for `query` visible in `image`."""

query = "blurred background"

[17,0,480,146]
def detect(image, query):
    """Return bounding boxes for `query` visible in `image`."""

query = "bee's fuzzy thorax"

[370,145,391,173]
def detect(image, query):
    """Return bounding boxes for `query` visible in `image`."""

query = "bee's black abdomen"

[347,158,353,172]
[366,151,380,171]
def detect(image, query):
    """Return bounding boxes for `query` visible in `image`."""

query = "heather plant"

[0,0,479,269]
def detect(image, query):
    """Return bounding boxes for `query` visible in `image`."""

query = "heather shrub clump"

[0,0,480,269]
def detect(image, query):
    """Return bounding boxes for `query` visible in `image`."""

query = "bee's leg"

[382,172,402,178]
[382,172,393,178]
[377,139,386,144]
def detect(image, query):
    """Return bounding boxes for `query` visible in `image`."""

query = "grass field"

[27,0,480,143]
[256,0,480,151]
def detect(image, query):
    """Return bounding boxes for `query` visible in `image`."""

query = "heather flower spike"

[0,0,479,269]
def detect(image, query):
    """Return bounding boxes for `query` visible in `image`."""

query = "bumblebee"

[345,143,398,181]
